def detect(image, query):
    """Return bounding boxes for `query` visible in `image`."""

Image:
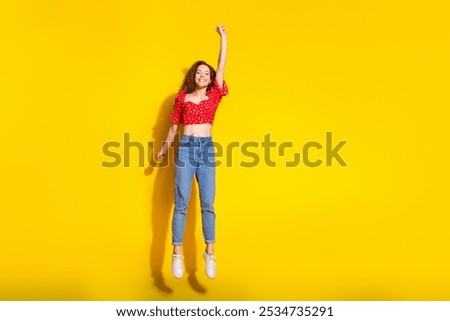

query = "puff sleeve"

[210,79,229,99]
[168,91,185,124]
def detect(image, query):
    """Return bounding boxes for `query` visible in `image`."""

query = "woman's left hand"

[216,25,227,37]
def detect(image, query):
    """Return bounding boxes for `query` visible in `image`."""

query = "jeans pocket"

[179,141,191,148]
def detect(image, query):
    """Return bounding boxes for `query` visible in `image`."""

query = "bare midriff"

[183,123,213,137]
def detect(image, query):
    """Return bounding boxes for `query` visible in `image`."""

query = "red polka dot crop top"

[169,79,229,125]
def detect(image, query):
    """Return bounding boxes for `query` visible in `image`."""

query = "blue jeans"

[172,135,216,246]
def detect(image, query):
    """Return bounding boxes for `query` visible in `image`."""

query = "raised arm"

[215,25,227,88]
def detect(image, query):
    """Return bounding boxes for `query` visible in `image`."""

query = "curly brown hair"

[180,60,216,94]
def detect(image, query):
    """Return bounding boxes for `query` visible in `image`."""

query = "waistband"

[181,134,213,142]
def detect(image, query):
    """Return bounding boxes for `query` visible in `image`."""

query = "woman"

[156,25,228,279]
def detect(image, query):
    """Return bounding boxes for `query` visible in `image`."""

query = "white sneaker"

[172,254,184,279]
[203,252,216,279]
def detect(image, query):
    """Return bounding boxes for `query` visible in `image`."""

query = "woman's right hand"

[156,149,165,160]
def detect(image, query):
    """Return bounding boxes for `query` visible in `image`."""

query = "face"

[194,64,211,89]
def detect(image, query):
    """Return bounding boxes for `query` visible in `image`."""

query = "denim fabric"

[172,135,216,245]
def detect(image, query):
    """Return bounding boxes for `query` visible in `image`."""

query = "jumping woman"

[156,25,228,279]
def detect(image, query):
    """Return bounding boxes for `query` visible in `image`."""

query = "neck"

[194,87,208,96]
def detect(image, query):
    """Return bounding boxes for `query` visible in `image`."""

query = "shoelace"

[205,253,217,261]
[173,254,183,261]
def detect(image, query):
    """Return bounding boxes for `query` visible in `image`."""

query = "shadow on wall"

[145,85,207,294]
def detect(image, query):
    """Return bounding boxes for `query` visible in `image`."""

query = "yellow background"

[1,0,449,300]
